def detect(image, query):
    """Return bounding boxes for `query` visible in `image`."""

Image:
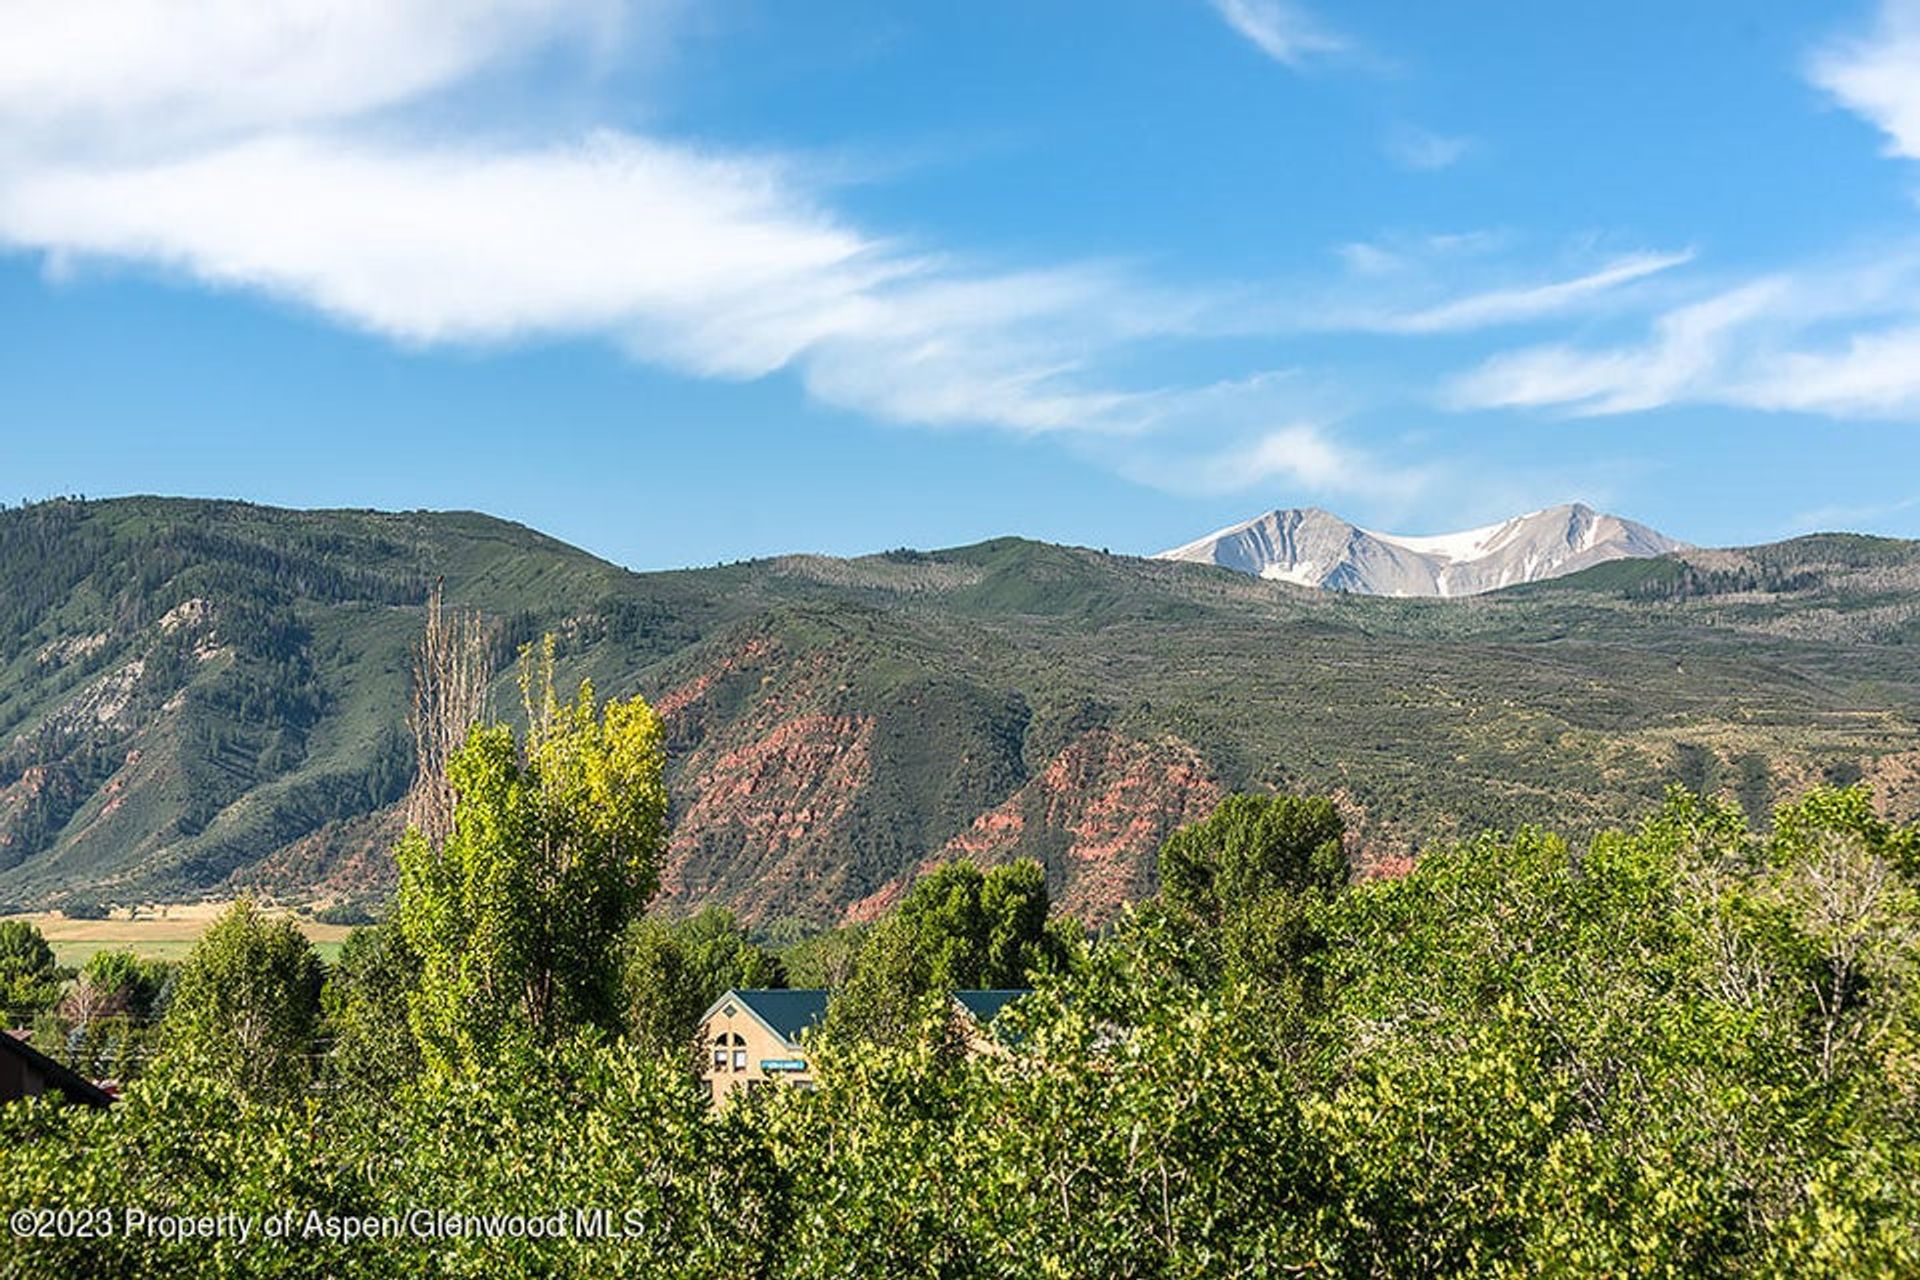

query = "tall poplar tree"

[397,642,669,1076]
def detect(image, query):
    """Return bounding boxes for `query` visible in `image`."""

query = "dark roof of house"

[1,1031,113,1108]
[709,989,831,1045]
[952,989,1030,1024]
[702,987,1034,1046]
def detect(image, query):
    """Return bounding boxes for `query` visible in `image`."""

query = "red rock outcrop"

[934,728,1222,923]
[662,711,876,919]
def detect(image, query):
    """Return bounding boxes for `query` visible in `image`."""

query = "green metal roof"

[703,987,1033,1047]
[952,989,1029,1025]
[720,989,830,1044]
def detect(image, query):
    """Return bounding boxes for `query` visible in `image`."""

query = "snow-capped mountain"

[1155,503,1684,597]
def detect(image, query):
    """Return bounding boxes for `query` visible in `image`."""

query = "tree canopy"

[4,784,1917,1277]
[625,907,784,1058]
[0,918,62,1023]
[821,858,1071,1046]
[396,668,668,1076]
[153,900,323,1105]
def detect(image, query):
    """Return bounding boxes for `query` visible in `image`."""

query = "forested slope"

[3,497,1918,923]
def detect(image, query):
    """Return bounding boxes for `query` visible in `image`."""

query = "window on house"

[712,1032,746,1072]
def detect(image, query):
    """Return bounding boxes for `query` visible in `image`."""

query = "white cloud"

[0,1,1205,440]
[1108,382,1432,500]
[3,128,1195,434]
[1206,0,1347,67]
[1434,0,1920,428]
[1741,323,1920,417]
[1789,492,1920,534]
[1443,257,1920,422]
[2,133,880,360]
[1225,423,1401,493]
[1443,282,1786,414]
[1385,126,1472,172]
[1334,230,1509,279]
[0,0,630,159]
[1335,241,1404,277]
[1379,250,1693,334]
[1808,0,1920,160]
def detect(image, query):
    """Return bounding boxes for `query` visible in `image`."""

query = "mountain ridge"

[1156,502,1686,597]
[2,496,1918,925]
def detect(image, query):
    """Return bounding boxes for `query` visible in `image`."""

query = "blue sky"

[4,0,1920,570]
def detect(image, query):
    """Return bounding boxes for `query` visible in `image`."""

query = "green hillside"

[3,497,1918,924]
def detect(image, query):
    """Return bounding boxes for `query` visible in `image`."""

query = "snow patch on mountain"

[1156,503,1685,597]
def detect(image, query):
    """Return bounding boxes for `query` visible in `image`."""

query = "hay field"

[3,902,353,968]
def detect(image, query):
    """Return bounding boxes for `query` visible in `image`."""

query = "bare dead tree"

[405,579,494,846]
[58,971,127,1031]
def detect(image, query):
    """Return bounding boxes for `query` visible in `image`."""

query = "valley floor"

[2,902,351,967]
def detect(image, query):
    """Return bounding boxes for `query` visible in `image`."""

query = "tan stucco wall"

[698,1002,813,1104]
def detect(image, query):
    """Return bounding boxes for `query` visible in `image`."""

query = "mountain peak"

[1156,504,1683,597]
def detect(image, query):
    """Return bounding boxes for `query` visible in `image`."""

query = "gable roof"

[952,989,1030,1026]
[1,1031,113,1108]
[699,989,830,1046]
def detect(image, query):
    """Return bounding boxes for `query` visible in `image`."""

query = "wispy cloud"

[1378,250,1693,334]
[1442,281,1788,415]
[1439,0,1920,426]
[0,0,633,158]
[1206,0,1348,68]
[1789,492,1920,534]
[1739,322,1920,417]
[1125,420,1431,502]
[1443,259,1920,420]
[1213,422,1429,499]
[1384,125,1472,172]
[1264,241,1688,336]
[1099,375,1434,501]
[1808,0,1920,161]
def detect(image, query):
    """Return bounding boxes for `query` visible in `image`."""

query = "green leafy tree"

[51,951,172,1081]
[77,950,170,1020]
[397,655,669,1076]
[1152,793,1348,1011]
[892,859,1065,990]
[0,919,63,1025]
[322,921,423,1098]
[155,900,324,1104]
[824,860,1068,1046]
[625,907,784,1059]
[777,922,867,989]
[2,786,1915,1278]
[1157,792,1346,924]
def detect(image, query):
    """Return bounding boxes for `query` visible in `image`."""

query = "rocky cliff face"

[935,729,1222,922]
[642,630,1222,926]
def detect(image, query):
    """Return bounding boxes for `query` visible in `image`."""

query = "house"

[698,987,1032,1103]
[0,1030,113,1109]
[698,989,830,1104]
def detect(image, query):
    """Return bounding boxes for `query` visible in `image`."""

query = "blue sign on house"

[760,1058,808,1073]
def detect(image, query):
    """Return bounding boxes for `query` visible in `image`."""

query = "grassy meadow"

[2,901,351,968]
